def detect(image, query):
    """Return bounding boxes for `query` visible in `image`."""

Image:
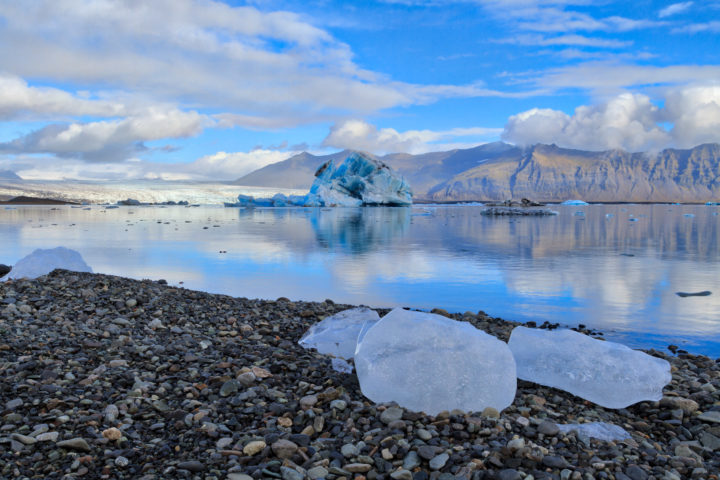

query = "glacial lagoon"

[1,203,719,357]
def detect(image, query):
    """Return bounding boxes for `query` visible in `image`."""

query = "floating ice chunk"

[355,308,517,415]
[557,422,631,442]
[562,199,589,205]
[298,307,380,360]
[508,327,671,409]
[7,247,92,280]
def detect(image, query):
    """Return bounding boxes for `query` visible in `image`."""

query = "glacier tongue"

[7,247,92,280]
[355,308,517,415]
[298,307,380,360]
[508,326,671,409]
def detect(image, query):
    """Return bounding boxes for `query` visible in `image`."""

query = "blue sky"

[0,0,718,180]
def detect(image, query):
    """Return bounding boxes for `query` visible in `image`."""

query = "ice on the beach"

[298,307,380,360]
[508,326,671,409]
[562,199,589,205]
[7,247,92,280]
[331,357,354,373]
[557,422,631,442]
[355,308,516,415]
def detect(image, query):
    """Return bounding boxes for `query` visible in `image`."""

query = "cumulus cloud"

[659,2,693,18]
[0,74,128,120]
[0,0,500,125]
[180,149,299,180]
[0,108,209,161]
[322,119,502,154]
[501,85,720,151]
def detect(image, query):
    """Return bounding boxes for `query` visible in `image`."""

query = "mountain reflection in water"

[0,204,718,356]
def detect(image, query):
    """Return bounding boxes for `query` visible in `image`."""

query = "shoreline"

[1,270,719,478]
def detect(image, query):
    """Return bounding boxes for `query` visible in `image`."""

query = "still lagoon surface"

[1,203,719,357]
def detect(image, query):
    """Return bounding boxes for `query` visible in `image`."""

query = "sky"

[0,0,719,181]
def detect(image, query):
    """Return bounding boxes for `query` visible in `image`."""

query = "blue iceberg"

[228,152,413,207]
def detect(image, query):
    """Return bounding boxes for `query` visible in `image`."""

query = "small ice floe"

[573,211,585,217]
[605,213,614,218]
[629,218,638,222]
[683,213,695,218]
[508,326,671,409]
[6,247,92,280]
[355,308,517,415]
[298,307,380,360]
[557,422,631,442]
[562,199,589,206]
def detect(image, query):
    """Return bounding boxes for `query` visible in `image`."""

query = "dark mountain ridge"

[234,143,720,203]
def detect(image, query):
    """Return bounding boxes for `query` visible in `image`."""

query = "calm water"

[1,204,719,357]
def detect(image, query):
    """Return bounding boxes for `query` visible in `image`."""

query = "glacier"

[230,152,413,207]
[354,308,516,415]
[6,247,92,280]
[508,326,671,409]
[298,307,380,360]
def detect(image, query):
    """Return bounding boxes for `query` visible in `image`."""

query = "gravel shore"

[1,270,719,480]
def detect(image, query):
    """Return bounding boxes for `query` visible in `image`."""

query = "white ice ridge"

[561,199,589,205]
[355,308,517,415]
[508,326,671,409]
[7,247,92,280]
[298,307,380,360]
[557,422,631,442]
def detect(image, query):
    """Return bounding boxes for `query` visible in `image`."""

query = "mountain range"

[234,142,720,203]
[0,170,21,180]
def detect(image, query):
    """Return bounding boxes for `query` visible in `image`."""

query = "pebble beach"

[1,270,719,480]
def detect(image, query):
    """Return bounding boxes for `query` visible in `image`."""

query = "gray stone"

[341,443,359,458]
[698,411,720,423]
[281,466,305,480]
[272,439,298,459]
[35,432,59,442]
[220,380,239,397]
[57,438,91,452]
[429,453,449,470]
[344,463,372,473]
[403,451,421,470]
[625,465,648,480]
[497,470,522,480]
[538,420,560,436]
[417,445,439,460]
[330,399,347,411]
[416,428,432,441]
[177,460,205,472]
[542,455,569,468]
[227,475,253,480]
[11,434,36,445]
[6,398,22,410]
[307,466,329,479]
[391,469,413,480]
[115,456,130,467]
[380,406,404,424]
[700,431,720,451]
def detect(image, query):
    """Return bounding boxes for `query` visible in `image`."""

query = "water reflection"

[0,204,718,356]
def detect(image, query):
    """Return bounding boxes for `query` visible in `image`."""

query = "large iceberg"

[229,152,412,207]
[355,308,517,415]
[508,327,671,409]
[298,307,380,360]
[6,247,93,280]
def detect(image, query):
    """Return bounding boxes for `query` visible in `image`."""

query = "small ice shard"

[676,290,711,297]
[562,199,589,205]
[355,308,517,415]
[7,247,92,280]
[331,357,354,373]
[298,307,380,360]
[557,422,631,442]
[508,327,671,409]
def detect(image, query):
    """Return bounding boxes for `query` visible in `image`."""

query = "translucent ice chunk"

[7,247,92,280]
[557,422,631,442]
[298,307,380,360]
[355,308,517,415]
[508,326,671,409]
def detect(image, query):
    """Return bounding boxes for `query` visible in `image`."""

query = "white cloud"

[180,149,300,180]
[505,34,631,48]
[0,74,127,120]
[322,119,502,154]
[0,108,209,161]
[0,0,501,126]
[501,85,720,151]
[672,21,720,34]
[659,2,693,18]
